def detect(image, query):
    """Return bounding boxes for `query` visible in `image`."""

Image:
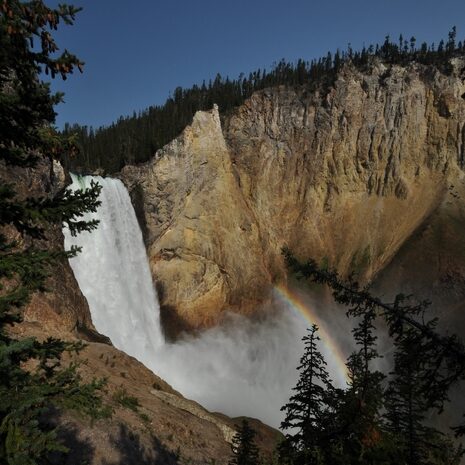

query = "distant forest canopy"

[63,28,465,174]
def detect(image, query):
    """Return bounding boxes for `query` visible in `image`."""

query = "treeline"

[63,28,465,174]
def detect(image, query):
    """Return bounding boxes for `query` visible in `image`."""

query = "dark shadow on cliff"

[102,423,179,465]
[128,183,150,245]
[76,321,113,345]
[156,280,191,342]
[47,421,96,465]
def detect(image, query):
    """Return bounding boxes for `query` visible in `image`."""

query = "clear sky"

[47,0,465,129]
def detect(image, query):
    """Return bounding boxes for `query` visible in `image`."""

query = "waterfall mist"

[64,175,350,428]
[156,310,307,427]
[152,294,350,428]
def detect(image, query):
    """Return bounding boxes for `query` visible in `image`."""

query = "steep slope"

[122,107,271,337]
[17,321,280,465]
[373,174,465,334]
[121,59,465,335]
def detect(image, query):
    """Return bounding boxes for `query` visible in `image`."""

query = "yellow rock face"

[121,61,465,335]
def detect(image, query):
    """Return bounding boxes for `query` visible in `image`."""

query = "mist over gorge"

[28,57,465,463]
[120,59,465,339]
[63,176,352,429]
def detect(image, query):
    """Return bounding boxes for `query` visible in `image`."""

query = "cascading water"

[64,175,348,428]
[64,174,164,368]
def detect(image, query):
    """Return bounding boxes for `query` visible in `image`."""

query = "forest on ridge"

[63,28,465,174]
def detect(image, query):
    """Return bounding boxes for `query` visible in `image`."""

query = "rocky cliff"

[0,157,106,341]
[2,156,283,465]
[6,56,465,464]
[121,59,465,335]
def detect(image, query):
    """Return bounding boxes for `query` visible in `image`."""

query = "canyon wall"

[0,157,107,342]
[0,157,279,465]
[5,58,465,463]
[121,59,465,335]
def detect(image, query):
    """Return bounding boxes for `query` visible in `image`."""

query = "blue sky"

[47,0,465,129]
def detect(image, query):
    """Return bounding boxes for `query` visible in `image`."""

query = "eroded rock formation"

[121,59,465,334]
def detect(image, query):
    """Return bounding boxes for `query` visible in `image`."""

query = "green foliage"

[279,325,339,465]
[321,312,386,464]
[112,388,140,412]
[319,256,329,271]
[138,412,150,424]
[283,248,465,410]
[0,0,84,167]
[63,27,465,174]
[229,419,261,465]
[349,246,371,274]
[0,1,108,463]
[384,333,432,463]
[281,248,465,465]
[280,320,387,465]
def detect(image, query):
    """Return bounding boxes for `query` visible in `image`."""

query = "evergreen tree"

[0,1,108,463]
[335,312,386,463]
[384,318,465,464]
[384,330,432,464]
[62,28,464,174]
[283,249,465,462]
[447,26,457,53]
[229,419,260,465]
[280,324,338,465]
[438,39,445,53]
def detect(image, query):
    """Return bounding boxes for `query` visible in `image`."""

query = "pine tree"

[384,330,431,464]
[0,2,108,463]
[385,325,464,465]
[280,324,338,465]
[283,249,465,462]
[61,28,465,174]
[337,312,386,462]
[438,39,445,53]
[229,419,260,465]
[447,26,457,53]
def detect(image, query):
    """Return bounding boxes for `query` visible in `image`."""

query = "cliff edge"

[121,59,465,335]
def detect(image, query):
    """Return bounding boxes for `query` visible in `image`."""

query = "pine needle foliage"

[335,312,386,463]
[229,419,261,465]
[1,1,108,463]
[63,28,465,174]
[282,248,465,416]
[281,248,465,464]
[280,325,337,465]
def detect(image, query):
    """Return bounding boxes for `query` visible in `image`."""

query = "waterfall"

[64,175,348,428]
[64,174,164,368]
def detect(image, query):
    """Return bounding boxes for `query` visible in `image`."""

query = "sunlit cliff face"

[121,61,465,340]
[64,175,352,428]
[64,57,465,429]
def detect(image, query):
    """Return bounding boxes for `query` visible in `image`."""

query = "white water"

[63,175,164,368]
[64,175,348,428]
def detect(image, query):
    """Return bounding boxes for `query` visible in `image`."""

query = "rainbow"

[274,284,350,385]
